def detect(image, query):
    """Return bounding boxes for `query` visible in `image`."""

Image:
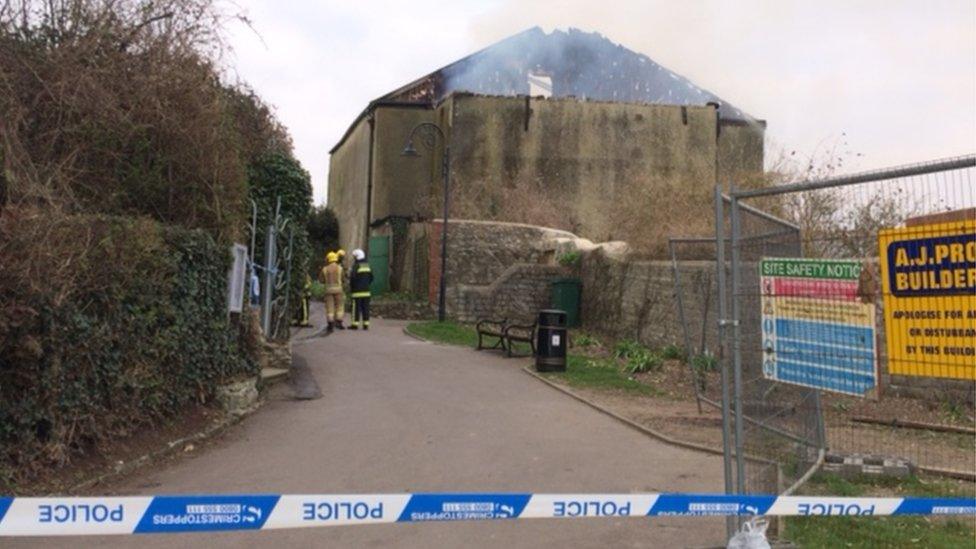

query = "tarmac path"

[17,317,727,548]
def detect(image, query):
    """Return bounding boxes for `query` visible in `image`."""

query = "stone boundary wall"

[428,219,576,299]
[580,251,974,404]
[579,251,718,351]
[386,219,581,322]
[451,264,570,323]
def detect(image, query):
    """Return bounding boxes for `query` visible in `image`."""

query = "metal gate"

[368,235,390,295]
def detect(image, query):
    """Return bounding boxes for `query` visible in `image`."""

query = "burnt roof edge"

[719,118,767,129]
[330,28,545,155]
[328,101,432,155]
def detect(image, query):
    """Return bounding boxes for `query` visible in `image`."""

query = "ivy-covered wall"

[0,214,257,480]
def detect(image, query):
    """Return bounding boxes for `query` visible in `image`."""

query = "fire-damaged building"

[328,27,765,295]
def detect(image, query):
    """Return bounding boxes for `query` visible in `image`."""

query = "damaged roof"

[382,27,756,121]
[332,27,758,153]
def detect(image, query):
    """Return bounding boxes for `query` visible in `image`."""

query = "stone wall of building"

[327,112,371,255]
[328,104,434,256]
[329,93,764,259]
[370,106,436,222]
[440,94,763,249]
[718,120,766,184]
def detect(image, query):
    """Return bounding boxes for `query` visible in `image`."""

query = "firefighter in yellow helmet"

[320,251,345,333]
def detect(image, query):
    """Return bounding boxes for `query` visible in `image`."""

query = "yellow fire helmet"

[326,252,338,264]
[336,249,346,258]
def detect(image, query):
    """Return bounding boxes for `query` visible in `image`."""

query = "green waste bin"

[550,278,581,328]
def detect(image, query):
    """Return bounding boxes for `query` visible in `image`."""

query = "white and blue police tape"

[0,493,973,536]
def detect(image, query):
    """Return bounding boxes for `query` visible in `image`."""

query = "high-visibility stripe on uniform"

[351,291,371,298]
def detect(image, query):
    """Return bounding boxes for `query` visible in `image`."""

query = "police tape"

[0,493,973,536]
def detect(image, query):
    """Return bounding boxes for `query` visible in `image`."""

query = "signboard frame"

[760,257,879,397]
[877,219,976,380]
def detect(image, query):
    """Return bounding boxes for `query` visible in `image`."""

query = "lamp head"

[401,141,419,157]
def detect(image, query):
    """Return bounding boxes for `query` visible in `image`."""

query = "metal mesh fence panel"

[669,237,722,412]
[724,196,821,496]
[672,197,817,499]
[725,155,975,496]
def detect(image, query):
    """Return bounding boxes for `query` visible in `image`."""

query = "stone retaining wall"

[451,264,570,323]
[580,251,718,350]
[580,251,974,404]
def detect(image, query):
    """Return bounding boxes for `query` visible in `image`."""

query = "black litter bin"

[536,309,568,372]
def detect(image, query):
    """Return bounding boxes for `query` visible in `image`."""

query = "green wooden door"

[368,235,390,295]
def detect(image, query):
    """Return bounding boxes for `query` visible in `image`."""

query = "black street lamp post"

[402,122,450,322]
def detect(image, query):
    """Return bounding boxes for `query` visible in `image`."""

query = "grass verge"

[555,355,660,395]
[405,321,656,395]
[406,321,478,347]
[785,473,976,548]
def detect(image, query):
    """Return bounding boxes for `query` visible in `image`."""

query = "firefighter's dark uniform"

[349,258,373,330]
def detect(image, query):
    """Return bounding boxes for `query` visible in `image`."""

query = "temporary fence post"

[714,186,735,540]
[729,190,747,500]
[262,221,277,336]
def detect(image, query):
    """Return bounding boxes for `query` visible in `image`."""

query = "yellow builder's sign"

[878,219,976,380]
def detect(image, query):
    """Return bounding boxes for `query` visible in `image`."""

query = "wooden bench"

[476,318,508,353]
[476,318,537,358]
[503,321,536,358]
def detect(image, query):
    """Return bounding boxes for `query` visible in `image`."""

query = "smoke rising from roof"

[385,27,754,121]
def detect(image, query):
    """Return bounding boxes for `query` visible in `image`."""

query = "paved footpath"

[18,318,726,548]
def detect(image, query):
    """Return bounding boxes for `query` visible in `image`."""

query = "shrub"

[307,205,340,277]
[612,339,663,375]
[691,352,719,372]
[690,352,719,391]
[0,0,258,242]
[623,349,663,375]
[0,212,256,479]
[661,344,686,361]
[557,250,581,267]
[613,339,644,360]
[573,332,601,348]
[308,281,326,301]
[247,152,313,332]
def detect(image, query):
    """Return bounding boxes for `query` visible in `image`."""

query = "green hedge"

[0,214,256,479]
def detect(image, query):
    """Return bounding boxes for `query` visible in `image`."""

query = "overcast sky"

[225,0,976,204]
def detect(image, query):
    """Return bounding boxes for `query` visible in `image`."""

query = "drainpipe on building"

[707,101,722,190]
[365,112,376,249]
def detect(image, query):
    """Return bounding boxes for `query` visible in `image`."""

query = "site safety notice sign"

[760,258,877,396]
[878,220,976,380]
